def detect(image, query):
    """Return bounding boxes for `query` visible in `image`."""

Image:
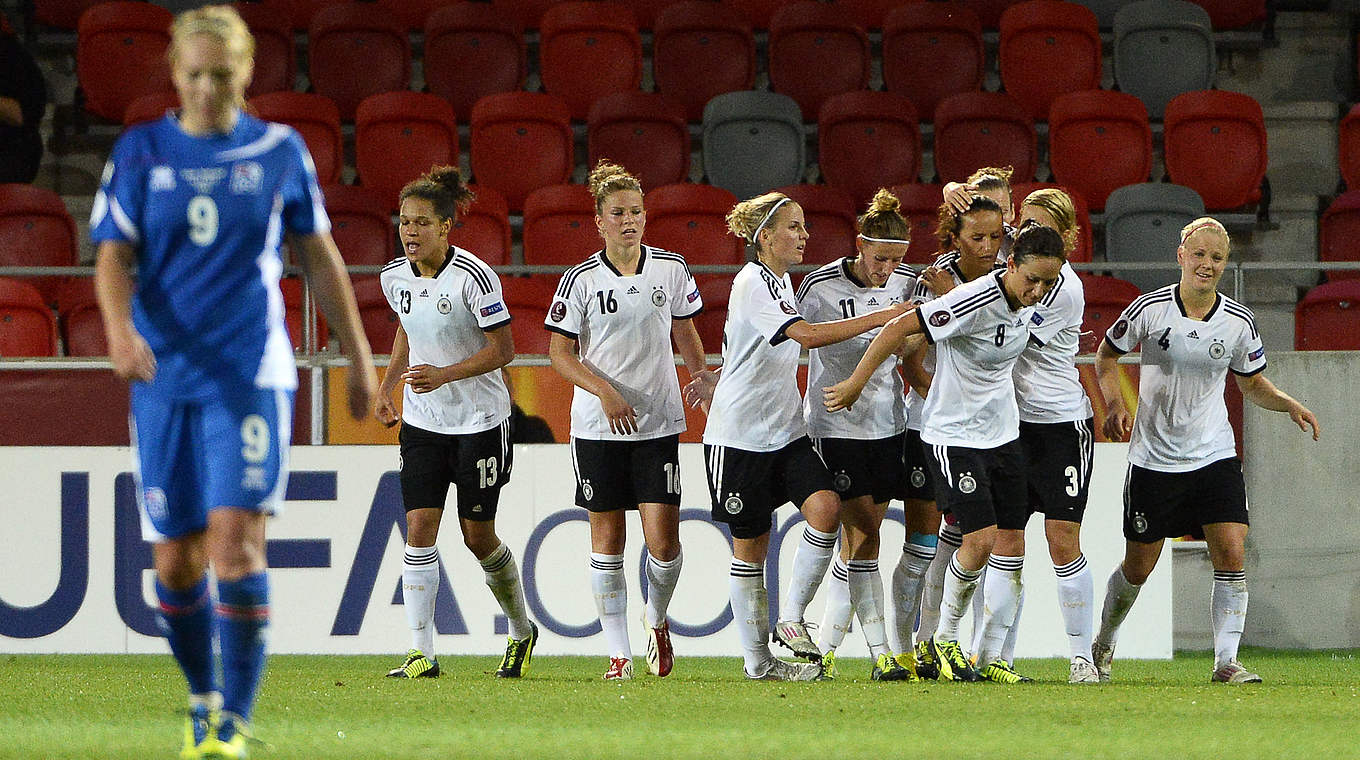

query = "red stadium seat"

[1078,274,1141,354]
[322,185,394,281]
[587,92,691,194]
[56,278,106,356]
[234,1,296,97]
[0,277,58,357]
[249,92,344,186]
[374,0,450,31]
[522,184,600,266]
[629,0,688,30]
[451,185,513,267]
[882,3,984,120]
[470,92,574,212]
[823,0,908,30]
[352,278,401,354]
[768,1,871,118]
[0,184,78,306]
[818,91,921,206]
[1010,182,1093,263]
[307,4,411,120]
[1046,90,1152,211]
[1339,103,1360,191]
[287,0,349,29]
[501,275,557,354]
[1163,90,1268,210]
[775,184,858,266]
[1187,0,1266,29]
[1319,191,1360,282]
[33,0,108,30]
[1295,280,1360,350]
[355,92,459,213]
[76,2,174,122]
[932,92,1037,184]
[490,0,569,28]
[643,183,744,266]
[956,0,1024,29]
[653,1,756,122]
[279,277,328,350]
[886,182,948,268]
[724,0,795,28]
[539,2,642,121]
[122,91,179,127]
[998,0,1102,121]
[423,3,525,121]
[691,274,734,351]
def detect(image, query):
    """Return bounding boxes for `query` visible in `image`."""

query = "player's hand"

[944,183,978,216]
[921,266,955,296]
[822,378,864,413]
[108,326,157,383]
[1290,402,1320,441]
[1102,403,1133,441]
[683,369,718,414]
[600,386,639,435]
[402,364,450,394]
[347,364,378,421]
[374,393,399,427]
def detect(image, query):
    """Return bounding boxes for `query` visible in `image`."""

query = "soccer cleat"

[913,639,940,680]
[820,649,838,680]
[179,701,217,760]
[746,659,823,682]
[495,622,539,678]
[772,620,822,663]
[1069,657,1100,684]
[386,649,440,679]
[1211,660,1263,683]
[928,637,982,682]
[1092,640,1113,683]
[980,659,1033,684]
[644,620,674,678]
[603,657,633,681]
[199,714,252,760]
[871,653,916,682]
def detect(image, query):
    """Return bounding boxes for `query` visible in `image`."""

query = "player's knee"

[801,492,841,533]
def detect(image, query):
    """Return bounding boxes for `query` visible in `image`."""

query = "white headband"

[750,197,790,243]
[857,233,911,245]
[1180,218,1227,244]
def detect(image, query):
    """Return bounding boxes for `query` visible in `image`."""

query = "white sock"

[402,544,439,658]
[778,525,838,623]
[969,564,988,654]
[479,543,532,640]
[1211,570,1248,667]
[1096,566,1143,651]
[890,540,935,654]
[1055,554,1094,661]
[935,554,982,643]
[975,555,1023,664]
[916,525,961,644]
[818,557,853,651]
[590,552,630,659]
[1000,588,1024,665]
[644,550,683,628]
[848,558,889,659]
[730,559,772,676]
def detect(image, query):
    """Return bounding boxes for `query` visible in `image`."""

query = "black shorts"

[705,437,835,540]
[924,439,1027,535]
[1123,457,1249,543]
[903,428,936,501]
[1020,418,1095,523]
[812,433,906,504]
[571,434,682,512]
[398,419,512,521]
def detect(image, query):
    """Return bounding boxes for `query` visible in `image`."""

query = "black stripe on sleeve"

[770,316,802,346]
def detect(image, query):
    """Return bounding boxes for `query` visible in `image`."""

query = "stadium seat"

[490,0,569,28]
[307,4,411,120]
[501,275,557,354]
[0,184,78,306]
[1078,273,1141,354]
[1339,103,1360,191]
[822,0,905,30]
[998,0,1102,121]
[423,3,525,121]
[470,92,574,212]
[817,91,921,207]
[882,3,985,120]
[122,92,179,127]
[1112,0,1215,119]
[248,92,344,187]
[702,91,805,201]
[1081,0,1131,27]
[1163,90,1268,210]
[56,278,105,356]
[642,183,745,266]
[33,0,108,30]
[287,0,348,30]
[691,274,734,352]
[522,184,601,266]
[352,278,401,354]
[587,92,691,194]
[652,1,756,122]
[886,182,948,267]
[932,92,1037,184]
[1046,90,1152,211]
[1319,191,1360,282]
[956,0,1025,29]
[234,1,296,97]
[76,2,174,122]
[628,0,689,29]
[1102,182,1205,293]
[767,1,872,118]
[775,184,858,266]
[279,276,328,351]
[723,0,796,28]
[1295,280,1360,350]
[538,2,642,121]
[375,0,450,31]
[1011,182,1094,263]
[355,92,459,213]
[1186,0,1266,29]
[0,277,58,357]
[451,185,513,267]
[322,185,394,282]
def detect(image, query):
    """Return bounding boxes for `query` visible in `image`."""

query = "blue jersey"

[91,112,329,401]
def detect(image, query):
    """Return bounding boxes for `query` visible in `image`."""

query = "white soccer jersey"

[1104,285,1266,472]
[918,270,1036,449]
[380,246,512,435]
[797,257,915,439]
[1014,262,1093,423]
[545,245,702,440]
[703,261,806,452]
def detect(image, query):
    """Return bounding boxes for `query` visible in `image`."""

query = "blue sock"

[155,576,217,697]
[216,572,269,724]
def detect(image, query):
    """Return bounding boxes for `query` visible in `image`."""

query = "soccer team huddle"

[89,5,1323,759]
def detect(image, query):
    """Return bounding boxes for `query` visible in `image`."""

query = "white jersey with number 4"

[1014,261,1093,423]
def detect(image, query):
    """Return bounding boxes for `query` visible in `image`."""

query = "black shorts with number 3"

[571,434,682,512]
[1020,417,1095,523]
[399,419,513,521]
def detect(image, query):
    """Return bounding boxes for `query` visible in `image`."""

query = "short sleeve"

[742,275,802,346]
[1028,280,1080,347]
[462,261,512,331]
[89,132,147,245]
[1229,315,1267,377]
[671,263,702,319]
[545,273,586,339]
[917,279,993,345]
[278,127,330,236]
[380,269,402,313]
[1104,299,1149,355]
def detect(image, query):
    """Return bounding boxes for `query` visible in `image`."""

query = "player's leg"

[1201,458,1256,682]
[1047,518,1096,682]
[891,497,938,655]
[841,495,907,679]
[391,423,453,678]
[924,444,995,682]
[816,548,852,678]
[975,528,1025,670]
[775,439,839,663]
[1034,418,1096,680]
[573,437,635,679]
[636,435,683,677]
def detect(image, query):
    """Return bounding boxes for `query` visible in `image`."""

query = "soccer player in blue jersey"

[91,6,376,758]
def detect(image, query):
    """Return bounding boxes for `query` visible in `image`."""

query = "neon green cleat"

[179,697,219,760]
[820,649,837,680]
[496,622,539,678]
[199,714,253,760]
[871,653,917,682]
[980,659,1034,684]
[386,649,440,679]
[913,639,940,680]
[928,637,982,682]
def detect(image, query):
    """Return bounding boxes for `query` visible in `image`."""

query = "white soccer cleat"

[1211,660,1262,683]
[772,620,822,663]
[746,659,823,682]
[603,657,633,681]
[1069,657,1100,684]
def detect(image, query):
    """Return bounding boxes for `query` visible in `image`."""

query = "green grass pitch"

[2,649,1357,759]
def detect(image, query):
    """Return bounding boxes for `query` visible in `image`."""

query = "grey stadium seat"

[702,91,805,200]
[1103,182,1206,294]
[1113,0,1215,118]
[1079,0,1137,28]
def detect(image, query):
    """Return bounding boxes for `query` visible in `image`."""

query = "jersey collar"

[410,246,456,278]
[1173,285,1221,321]
[840,257,868,288]
[598,245,648,277]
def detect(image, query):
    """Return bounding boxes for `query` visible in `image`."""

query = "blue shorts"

[131,387,294,541]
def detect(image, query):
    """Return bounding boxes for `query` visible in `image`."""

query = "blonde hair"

[170,5,255,63]
[966,165,1014,194]
[587,160,643,214]
[399,165,475,220]
[857,188,911,244]
[1179,216,1230,250]
[727,192,793,250]
[1020,188,1079,255]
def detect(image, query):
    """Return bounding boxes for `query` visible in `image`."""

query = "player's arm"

[547,331,638,435]
[374,323,409,427]
[1235,372,1320,441]
[897,334,931,398]
[1094,338,1131,440]
[94,240,156,382]
[404,324,514,393]
[785,301,910,350]
[290,231,377,420]
[823,307,923,412]
[671,317,714,414]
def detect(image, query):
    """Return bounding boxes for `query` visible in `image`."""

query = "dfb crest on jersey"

[581,479,595,501]
[230,161,263,194]
[550,300,568,322]
[1209,340,1225,359]
[651,288,667,307]
[911,468,926,489]
[957,473,977,494]
[1132,512,1148,534]
[724,494,743,514]
[929,310,951,327]
[436,297,452,315]
[144,487,168,524]
[833,471,851,493]
[1111,319,1129,339]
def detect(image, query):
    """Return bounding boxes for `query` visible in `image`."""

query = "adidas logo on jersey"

[867,297,879,306]
[1187,330,1200,339]
[627,286,640,295]
[419,289,429,297]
